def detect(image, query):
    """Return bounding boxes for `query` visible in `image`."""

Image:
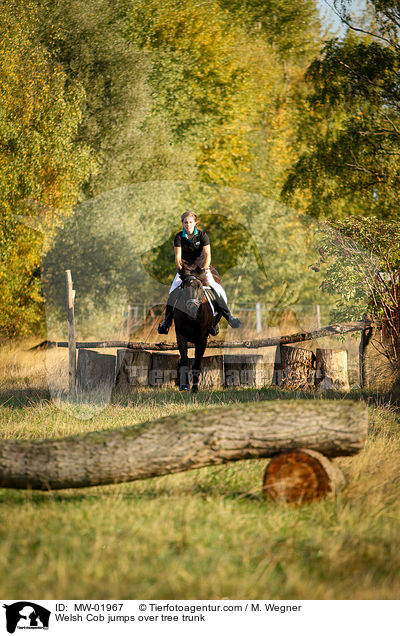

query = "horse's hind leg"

[192,339,207,393]
[176,331,190,391]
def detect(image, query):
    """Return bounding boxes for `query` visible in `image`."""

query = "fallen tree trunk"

[0,400,367,490]
[31,320,371,351]
[263,448,346,503]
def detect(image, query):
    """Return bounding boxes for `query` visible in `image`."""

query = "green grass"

[0,342,399,599]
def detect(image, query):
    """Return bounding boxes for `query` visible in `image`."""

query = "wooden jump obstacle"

[74,346,354,391]
[0,400,368,503]
[33,271,372,393]
[55,270,392,394]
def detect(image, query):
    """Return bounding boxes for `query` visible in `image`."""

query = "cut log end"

[262,448,345,504]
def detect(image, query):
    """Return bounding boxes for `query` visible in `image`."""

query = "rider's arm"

[203,244,211,269]
[175,246,183,270]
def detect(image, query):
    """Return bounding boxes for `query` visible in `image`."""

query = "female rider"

[158,211,241,334]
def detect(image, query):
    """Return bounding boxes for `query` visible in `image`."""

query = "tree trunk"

[33,320,370,351]
[315,349,350,392]
[199,355,224,388]
[150,353,179,387]
[0,400,367,490]
[115,350,152,387]
[272,345,315,389]
[223,354,264,387]
[263,449,345,503]
[76,349,116,392]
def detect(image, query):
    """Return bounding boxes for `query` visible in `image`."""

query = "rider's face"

[182,215,196,236]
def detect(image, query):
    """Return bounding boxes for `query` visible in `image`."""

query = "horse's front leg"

[192,338,207,393]
[176,331,190,391]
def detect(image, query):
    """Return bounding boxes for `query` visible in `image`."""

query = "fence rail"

[35,320,370,352]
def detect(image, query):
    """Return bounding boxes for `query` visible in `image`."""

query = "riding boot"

[158,287,180,334]
[157,304,174,334]
[212,292,241,328]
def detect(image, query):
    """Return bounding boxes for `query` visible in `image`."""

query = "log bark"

[151,353,180,387]
[263,449,345,503]
[34,320,370,351]
[0,400,367,490]
[316,349,350,392]
[77,349,116,392]
[224,355,264,388]
[199,355,224,388]
[115,350,152,387]
[272,346,315,389]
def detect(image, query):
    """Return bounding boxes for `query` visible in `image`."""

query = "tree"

[0,1,94,336]
[37,0,197,196]
[219,0,322,60]
[314,216,400,364]
[124,0,285,186]
[283,0,400,220]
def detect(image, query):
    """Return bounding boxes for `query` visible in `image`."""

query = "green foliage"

[37,0,196,195]
[124,0,283,186]
[284,1,400,220]
[0,1,94,337]
[219,0,321,60]
[1,0,330,336]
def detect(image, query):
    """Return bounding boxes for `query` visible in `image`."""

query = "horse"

[173,266,221,392]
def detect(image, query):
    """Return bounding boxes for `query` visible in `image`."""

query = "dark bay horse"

[174,267,221,392]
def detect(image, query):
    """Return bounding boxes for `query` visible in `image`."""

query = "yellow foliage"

[0,0,95,336]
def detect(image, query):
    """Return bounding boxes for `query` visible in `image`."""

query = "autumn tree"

[283,0,400,220]
[0,1,94,336]
[123,0,285,186]
[37,0,196,195]
[219,0,321,60]
[314,216,400,365]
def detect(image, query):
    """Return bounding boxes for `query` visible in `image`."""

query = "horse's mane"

[180,265,208,284]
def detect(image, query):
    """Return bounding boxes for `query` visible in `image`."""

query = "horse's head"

[179,272,204,320]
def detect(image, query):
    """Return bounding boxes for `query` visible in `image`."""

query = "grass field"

[0,341,399,599]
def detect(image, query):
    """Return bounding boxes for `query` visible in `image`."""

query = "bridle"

[180,274,205,313]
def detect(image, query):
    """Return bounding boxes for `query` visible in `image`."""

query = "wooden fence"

[49,271,372,395]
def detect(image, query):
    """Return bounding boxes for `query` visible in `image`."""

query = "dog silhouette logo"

[3,602,50,633]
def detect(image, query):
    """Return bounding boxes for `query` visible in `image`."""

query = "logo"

[3,603,50,634]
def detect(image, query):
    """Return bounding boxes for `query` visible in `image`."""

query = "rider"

[158,210,242,334]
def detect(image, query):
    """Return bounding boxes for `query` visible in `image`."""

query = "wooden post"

[65,270,76,397]
[316,304,321,329]
[256,302,262,332]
